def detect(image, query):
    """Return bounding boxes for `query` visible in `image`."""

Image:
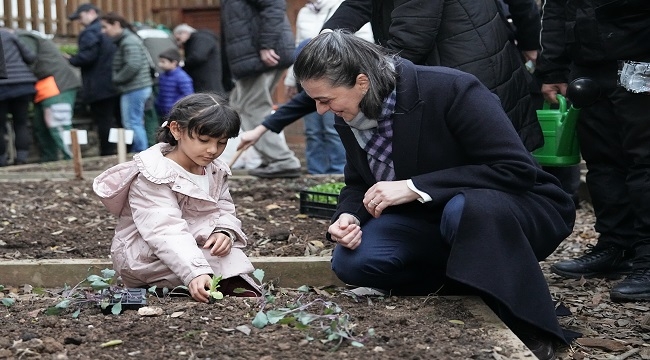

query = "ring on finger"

[369,200,378,207]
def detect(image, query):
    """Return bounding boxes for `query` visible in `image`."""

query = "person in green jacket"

[100,12,153,153]
[17,29,81,162]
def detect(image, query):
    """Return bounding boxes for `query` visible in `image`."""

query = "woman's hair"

[100,12,137,33]
[172,23,196,35]
[293,30,397,119]
[156,93,241,146]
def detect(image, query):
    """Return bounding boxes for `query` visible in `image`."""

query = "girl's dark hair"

[100,12,137,33]
[156,93,241,146]
[293,30,397,119]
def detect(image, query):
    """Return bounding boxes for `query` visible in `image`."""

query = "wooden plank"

[16,0,26,29]
[0,257,344,288]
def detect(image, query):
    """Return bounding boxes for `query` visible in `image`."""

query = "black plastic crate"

[299,190,339,219]
[100,287,148,315]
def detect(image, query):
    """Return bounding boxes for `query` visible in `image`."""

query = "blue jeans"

[120,87,152,152]
[304,111,346,174]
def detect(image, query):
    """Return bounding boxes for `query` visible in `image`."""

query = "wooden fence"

[1,0,222,37]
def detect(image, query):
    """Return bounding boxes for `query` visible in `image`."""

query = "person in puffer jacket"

[93,93,260,302]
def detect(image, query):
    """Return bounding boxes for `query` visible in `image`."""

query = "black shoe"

[249,166,301,178]
[610,268,650,302]
[512,328,557,360]
[550,245,633,279]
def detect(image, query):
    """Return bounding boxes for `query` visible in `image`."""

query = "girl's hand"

[328,213,362,250]
[203,232,232,257]
[188,274,212,303]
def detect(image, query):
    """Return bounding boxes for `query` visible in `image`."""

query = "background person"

[220,0,301,179]
[294,31,575,360]
[154,47,194,118]
[17,29,81,162]
[0,27,36,166]
[537,0,650,302]
[93,93,260,302]
[100,12,154,153]
[67,3,121,157]
[173,24,227,95]
[284,0,373,174]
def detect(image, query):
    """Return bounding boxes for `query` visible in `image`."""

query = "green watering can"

[532,78,600,167]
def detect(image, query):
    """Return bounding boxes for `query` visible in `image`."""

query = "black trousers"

[572,63,650,267]
[0,94,33,164]
[89,96,121,156]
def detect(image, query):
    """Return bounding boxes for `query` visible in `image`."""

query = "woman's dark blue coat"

[333,58,576,343]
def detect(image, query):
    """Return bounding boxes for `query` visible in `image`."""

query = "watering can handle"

[542,94,567,113]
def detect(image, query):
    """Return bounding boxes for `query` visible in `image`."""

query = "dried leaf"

[236,325,251,335]
[575,337,627,351]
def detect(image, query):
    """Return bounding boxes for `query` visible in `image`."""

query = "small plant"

[208,275,224,302]
[249,269,371,350]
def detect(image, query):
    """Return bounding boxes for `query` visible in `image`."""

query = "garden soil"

[1,152,649,359]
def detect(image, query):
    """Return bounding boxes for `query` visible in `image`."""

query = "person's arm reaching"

[322,0,372,33]
[237,91,317,150]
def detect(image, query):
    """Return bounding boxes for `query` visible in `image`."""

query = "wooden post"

[117,128,127,164]
[70,129,83,180]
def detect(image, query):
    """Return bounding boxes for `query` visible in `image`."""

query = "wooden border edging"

[0,257,344,288]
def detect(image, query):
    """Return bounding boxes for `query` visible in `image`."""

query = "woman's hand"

[237,125,268,151]
[541,83,568,104]
[328,213,362,250]
[188,274,212,303]
[364,180,420,218]
[260,49,280,67]
[203,232,232,257]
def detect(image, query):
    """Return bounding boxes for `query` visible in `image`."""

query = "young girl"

[93,93,259,302]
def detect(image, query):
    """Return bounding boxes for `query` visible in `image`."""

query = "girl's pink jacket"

[93,143,255,288]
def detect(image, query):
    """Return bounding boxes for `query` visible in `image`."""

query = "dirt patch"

[0,175,337,260]
[0,290,510,359]
[1,155,650,359]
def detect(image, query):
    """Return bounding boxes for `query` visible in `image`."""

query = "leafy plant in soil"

[249,268,370,349]
[208,274,224,302]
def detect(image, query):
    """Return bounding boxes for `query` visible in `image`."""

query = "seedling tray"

[299,190,338,219]
[100,287,148,315]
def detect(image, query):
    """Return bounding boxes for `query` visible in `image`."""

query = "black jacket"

[68,19,118,103]
[321,0,544,151]
[537,0,650,84]
[183,30,226,94]
[0,38,6,79]
[220,0,295,79]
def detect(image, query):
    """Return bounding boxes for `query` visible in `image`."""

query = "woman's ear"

[356,74,370,94]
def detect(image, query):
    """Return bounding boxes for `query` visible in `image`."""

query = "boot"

[550,245,633,279]
[610,268,650,302]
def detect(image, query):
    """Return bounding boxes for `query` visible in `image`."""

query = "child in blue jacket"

[155,48,194,117]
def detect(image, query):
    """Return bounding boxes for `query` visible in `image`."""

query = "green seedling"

[208,275,224,302]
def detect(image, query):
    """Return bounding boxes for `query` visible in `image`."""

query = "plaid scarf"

[364,89,397,181]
